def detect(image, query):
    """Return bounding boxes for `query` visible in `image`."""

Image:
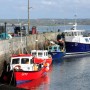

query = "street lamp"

[28,0,32,34]
[4,22,7,39]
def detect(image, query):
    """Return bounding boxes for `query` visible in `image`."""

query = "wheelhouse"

[63,30,85,37]
[31,50,49,59]
[10,54,38,71]
[48,44,61,52]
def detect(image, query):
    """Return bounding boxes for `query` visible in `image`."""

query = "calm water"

[7,25,90,34]
[17,55,90,90]
[36,25,90,33]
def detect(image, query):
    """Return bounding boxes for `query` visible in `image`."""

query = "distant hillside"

[0,19,90,26]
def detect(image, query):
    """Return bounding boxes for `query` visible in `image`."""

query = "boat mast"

[74,14,77,30]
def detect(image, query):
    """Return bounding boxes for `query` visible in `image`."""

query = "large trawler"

[63,22,90,55]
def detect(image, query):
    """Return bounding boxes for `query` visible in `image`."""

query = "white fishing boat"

[63,22,90,55]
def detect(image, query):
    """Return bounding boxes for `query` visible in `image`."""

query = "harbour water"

[7,25,90,34]
[17,54,90,90]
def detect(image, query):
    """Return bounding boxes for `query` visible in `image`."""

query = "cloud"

[41,0,56,6]
[0,0,90,19]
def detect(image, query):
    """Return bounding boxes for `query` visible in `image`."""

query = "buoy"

[14,65,21,71]
[44,63,49,67]
[45,66,49,72]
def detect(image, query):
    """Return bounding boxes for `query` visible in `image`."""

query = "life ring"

[14,65,21,71]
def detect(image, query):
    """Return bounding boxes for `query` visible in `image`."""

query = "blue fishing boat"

[48,43,65,60]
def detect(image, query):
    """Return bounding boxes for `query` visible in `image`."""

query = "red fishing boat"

[0,54,49,85]
[31,50,52,66]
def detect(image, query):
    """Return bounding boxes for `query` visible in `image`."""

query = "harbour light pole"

[28,0,30,34]
[4,22,7,39]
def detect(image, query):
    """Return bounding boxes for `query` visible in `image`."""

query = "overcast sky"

[0,0,90,19]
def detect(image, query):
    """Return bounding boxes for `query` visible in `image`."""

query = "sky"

[0,0,90,19]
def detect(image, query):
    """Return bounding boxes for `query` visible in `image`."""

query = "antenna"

[73,14,77,30]
[64,19,66,30]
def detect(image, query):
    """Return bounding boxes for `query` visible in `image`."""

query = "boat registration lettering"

[22,73,28,76]
[53,53,57,55]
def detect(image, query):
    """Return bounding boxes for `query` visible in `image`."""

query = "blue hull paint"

[17,80,32,85]
[49,52,65,60]
[65,42,90,53]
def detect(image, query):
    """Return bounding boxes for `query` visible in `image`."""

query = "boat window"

[32,52,36,56]
[85,38,89,42]
[30,59,33,64]
[71,32,74,36]
[54,47,57,50]
[68,32,71,36]
[46,52,48,56]
[21,58,29,64]
[44,52,45,56]
[12,58,20,64]
[38,52,43,57]
[74,32,77,36]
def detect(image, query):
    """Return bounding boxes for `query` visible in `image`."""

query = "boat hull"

[48,51,65,60]
[14,68,47,85]
[46,58,52,66]
[17,75,49,89]
[65,42,90,53]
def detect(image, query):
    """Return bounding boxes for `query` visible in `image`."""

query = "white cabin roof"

[63,29,85,33]
[31,50,48,53]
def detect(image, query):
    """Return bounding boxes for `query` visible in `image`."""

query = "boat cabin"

[48,44,62,52]
[63,30,85,37]
[63,23,85,37]
[31,50,49,59]
[10,54,41,71]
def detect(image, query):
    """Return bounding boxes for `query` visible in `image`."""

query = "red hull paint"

[33,58,44,64]
[17,75,49,89]
[14,68,47,84]
[46,58,52,66]
[34,58,52,66]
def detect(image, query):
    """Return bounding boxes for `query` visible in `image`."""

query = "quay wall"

[0,32,60,74]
